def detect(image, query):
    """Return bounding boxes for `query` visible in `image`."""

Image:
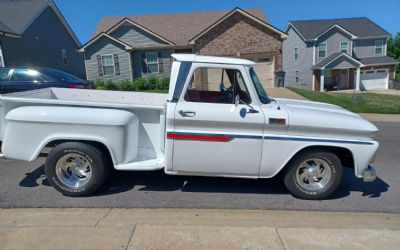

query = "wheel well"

[44,140,113,164]
[286,145,355,169]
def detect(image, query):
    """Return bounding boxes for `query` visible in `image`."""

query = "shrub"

[133,77,149,90]
[105,80,118,90]
[147,76,159,90]
[160,77,170,90]
[94,79,106,90]
[118,80,135,91]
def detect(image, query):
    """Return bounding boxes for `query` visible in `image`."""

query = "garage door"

[253,58,274,88]
[357,69,388,90]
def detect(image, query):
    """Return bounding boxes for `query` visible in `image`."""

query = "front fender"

[2,106,139,164]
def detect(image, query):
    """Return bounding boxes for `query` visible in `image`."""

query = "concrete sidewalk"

[1,208,399,250]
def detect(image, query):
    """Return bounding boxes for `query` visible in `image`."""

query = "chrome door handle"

[179,110,196,117]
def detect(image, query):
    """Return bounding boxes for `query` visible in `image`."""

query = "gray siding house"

[79,8,287,87]
[283,17,398,91]
[0,0,85,78]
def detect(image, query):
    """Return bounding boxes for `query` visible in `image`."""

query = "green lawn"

[288,87,400,114]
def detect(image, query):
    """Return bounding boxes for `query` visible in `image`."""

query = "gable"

[109,22,171,46]
[84,35,128,57]
[194,12,282,55]
[189,8,286,44]
[325,57,360,69]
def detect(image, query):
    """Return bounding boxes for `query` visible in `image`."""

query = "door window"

[184,67,251,104]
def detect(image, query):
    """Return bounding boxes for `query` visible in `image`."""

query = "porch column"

[0,43,4,67]
[320,70,325,92]
[355,67,361,91]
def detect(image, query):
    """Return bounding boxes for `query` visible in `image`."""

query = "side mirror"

[235,95,240,106]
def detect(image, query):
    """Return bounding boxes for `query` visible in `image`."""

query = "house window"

[146,52,159,73]
[318,43,327,58]
[375,40,383,55]
[61,49,68,65]
[295,71,299,83]
[340,42,349,54]
[101,55,115,75]
[294,48,298,60]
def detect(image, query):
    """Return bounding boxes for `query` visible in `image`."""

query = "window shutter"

[158,52,164,73]
[141,53,147,74]
[96,55,104,76]
[113,54,120,75]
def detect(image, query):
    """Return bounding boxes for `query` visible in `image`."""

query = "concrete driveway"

[266,87,307,100]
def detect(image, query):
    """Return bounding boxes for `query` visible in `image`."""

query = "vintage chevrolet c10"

[0,54,378,199]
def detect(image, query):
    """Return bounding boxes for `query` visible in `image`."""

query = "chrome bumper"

[363,166,376,182]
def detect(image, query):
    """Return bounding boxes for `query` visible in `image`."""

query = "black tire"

[45,142,110,197]
[283,149,342,200]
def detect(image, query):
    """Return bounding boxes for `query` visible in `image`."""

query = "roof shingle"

[91,8,267,46]
[0,0,50,35]
[289,17,391,40]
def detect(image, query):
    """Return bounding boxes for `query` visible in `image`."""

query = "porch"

[313,53,363,92]
[313,53,397,92]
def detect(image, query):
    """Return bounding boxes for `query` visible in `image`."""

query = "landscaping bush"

[105,80,118,90]
[147,76,159,90]
[118,80,135,91]
[94,79,106,90]
[160,77,170,90]
[133,77,149,90]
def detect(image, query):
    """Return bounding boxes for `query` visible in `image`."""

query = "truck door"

[170,64,265,177]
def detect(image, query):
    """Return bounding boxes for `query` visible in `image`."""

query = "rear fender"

[1,106,139,164]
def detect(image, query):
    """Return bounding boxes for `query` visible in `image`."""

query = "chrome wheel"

[295,158,332,191]
[55,153,92,189]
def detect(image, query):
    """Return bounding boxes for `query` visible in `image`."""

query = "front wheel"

[283,150,342,200]
[45,142,110,197]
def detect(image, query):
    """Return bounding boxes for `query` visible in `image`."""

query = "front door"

[339,69,348,89]
[170,65,265,177]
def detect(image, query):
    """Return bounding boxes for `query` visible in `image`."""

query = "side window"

[184,67,250,104]
[0,68,10,81]
[10,69,45,82]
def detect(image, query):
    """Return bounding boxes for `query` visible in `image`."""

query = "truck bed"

[1,88,168,110]
[0,88,168,168]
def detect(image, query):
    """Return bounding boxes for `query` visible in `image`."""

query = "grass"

[288,87,400,114]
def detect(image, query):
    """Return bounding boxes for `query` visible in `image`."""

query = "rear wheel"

[45,142,110,197]
[283,149,342,200]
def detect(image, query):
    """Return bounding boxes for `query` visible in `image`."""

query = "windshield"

[249,68,270,104]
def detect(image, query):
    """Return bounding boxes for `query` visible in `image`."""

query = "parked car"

[0,54,378,200]
[0,67,90,94]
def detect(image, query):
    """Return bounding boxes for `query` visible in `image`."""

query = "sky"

[55,0,400,44]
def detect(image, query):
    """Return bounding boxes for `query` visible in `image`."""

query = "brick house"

[79,8,287,88]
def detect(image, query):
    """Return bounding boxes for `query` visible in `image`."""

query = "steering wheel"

[215,86,233,103]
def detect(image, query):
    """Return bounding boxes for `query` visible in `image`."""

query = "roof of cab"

[172,54,256,66]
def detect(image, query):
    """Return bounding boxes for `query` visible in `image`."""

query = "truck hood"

[273,98,378,139]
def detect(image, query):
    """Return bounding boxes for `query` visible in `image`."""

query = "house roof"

[0,0,81,45]
[359,56,399,66]
[313,52,364,69]
[91,8,268,46]
[287,17,391,41]
[0,20,20,37]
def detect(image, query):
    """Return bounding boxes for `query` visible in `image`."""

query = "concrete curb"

[1,208,399,249]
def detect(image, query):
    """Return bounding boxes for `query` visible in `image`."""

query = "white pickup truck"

[0,54,378,199]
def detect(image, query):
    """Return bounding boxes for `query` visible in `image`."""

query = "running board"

[114,158,164,171]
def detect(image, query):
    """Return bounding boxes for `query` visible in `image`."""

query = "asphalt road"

[0,121,399,213]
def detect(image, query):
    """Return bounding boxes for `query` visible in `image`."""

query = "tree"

[387,33,400,81]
